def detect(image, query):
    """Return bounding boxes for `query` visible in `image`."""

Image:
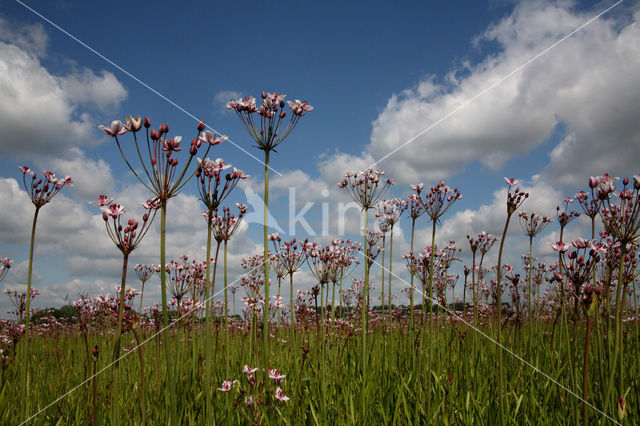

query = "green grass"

[2,316,637,425]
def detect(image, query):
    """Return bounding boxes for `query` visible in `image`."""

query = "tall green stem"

[528,236,533,334]
[22,206,39,419]
[110,253,128,425]
[428,220,437,332]
[388,229,394,328]
[204,220,213,417]
[495,213,512,421]
[262,150,271,361]
[360,209,369,418]
[409,219,416,332]
[290,273,295,340]
[603,243,627,415]
[224,240,229,374]
[159,200,177,419]
[381,235,386,330]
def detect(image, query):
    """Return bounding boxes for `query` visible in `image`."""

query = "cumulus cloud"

[0,18,127,157]
[357,2,640,186]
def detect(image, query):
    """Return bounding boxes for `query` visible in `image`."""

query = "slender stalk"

[110,253,128,426]
[428,220,437,333]
[22,206,39,419]
[582,308,594,426]
[528,236,533,334]
[224,240,229,373]
[495,213,512,420]
[262,150,271,361]
[381,234,386,330]
[603,243,627,415]
[290,273,296,340]
[360,209,369,418]
[159,200,177,419]
[203,220,213,418]
[409,218,416,332]
[388,229,394,328]
[112,254,129,364]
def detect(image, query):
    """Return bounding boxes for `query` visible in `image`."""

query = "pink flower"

[105,204,126,218]
[504,177,518,186]
[162,136,182,152]
[287,100,314,116]
[142,197,161,210]
[552,241,571,253]
[218,379,236,392]
[242,365,258,375]
[268,368,286,383]
[198,130,227,146]
[18,166,34,176]
[91,195,113,207]
[99,120,127,137]
[123,115,142,132]
[274,387,289,402]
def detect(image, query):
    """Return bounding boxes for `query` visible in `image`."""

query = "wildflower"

[218,379,236,392]
[274,387,290,402]
[99,120,127,137]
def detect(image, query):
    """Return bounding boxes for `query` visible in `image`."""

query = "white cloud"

[0,19,127,157]
[354,2,640,186]
[60,68,127,113]
[0,17,47,58]
[46,147,115,200]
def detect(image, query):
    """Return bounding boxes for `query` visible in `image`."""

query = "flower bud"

[262,91,266,99]
[92,345,99,359]
[143,213,149,222]
[623,176,629,186]
[588,176,598,188]
[143,117,151,128]
[198,120,205,131]
[279,111,286,118]
[150,129,159,140]
[102,212,108,221]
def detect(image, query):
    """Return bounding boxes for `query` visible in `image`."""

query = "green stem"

[23,206,39,420]
[111,253,129,426]
[290,272,296,340]
[263,150,271,362]
[409,218,416,332]
[204,220,213,418]
[381,234,386,330]
[429,220,437,335]
[528,236,533,334]
[604,243,627,415]
[360,209,369,417]
[224,240,229,375]
[159,200,177,420]
[388,228,394,328]
[495,212,513,420]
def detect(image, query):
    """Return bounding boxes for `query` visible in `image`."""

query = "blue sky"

[1,0,639,316]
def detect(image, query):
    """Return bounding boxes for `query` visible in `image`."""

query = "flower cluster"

[91,195,160,255]
[338,169,394,210]
[18,166,73,208]
[226,92,313,152]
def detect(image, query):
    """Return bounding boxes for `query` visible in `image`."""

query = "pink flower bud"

[588,176,598,188]
[198,120,205,131]
[143,117,151,128]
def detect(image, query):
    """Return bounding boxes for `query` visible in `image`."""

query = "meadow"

[1,94,638,425]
